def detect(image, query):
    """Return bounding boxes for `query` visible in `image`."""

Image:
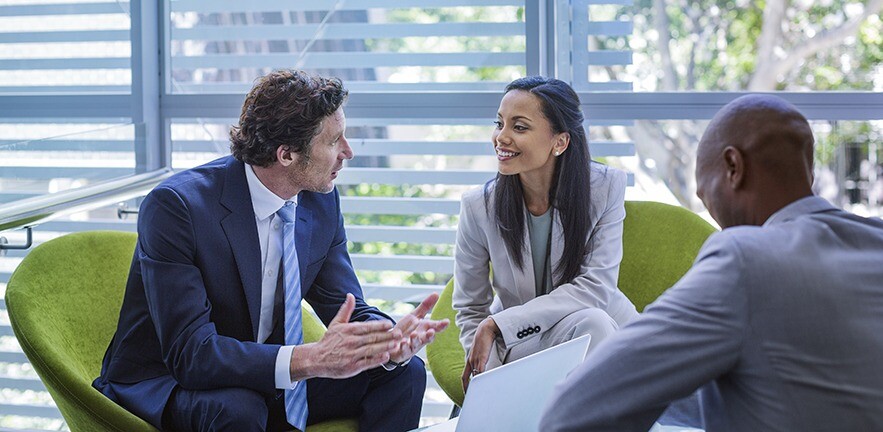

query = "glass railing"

[0,125,169,430]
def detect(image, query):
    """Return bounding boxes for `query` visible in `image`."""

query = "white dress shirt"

[244,163,300,389]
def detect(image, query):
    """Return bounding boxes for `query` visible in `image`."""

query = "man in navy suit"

[94,69,449,432]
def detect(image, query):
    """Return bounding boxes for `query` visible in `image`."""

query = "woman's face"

[492,90,567,178]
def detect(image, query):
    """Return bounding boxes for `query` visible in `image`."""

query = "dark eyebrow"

[496,114,533,122]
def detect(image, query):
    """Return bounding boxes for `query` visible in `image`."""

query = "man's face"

[292,108,352,194]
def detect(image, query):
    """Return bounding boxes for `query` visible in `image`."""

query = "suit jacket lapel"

[295,195,314,292]
[219,157,263,340]
[510,206,536,304]
[550,210,564,289]
[507,208,564,300]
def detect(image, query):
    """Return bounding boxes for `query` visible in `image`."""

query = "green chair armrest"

[426,278,466,407]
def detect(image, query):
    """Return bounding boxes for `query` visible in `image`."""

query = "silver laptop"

[425,334,592,432]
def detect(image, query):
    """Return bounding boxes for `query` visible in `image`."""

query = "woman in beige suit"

[454,76,639,391]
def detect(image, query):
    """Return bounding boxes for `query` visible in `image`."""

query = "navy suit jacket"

[94,156,391,428]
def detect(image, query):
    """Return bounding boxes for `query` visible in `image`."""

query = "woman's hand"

[461,317,500,393]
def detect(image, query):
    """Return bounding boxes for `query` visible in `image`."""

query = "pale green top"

[527,209,553,297]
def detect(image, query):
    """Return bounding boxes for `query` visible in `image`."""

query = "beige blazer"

[453,163,639,355]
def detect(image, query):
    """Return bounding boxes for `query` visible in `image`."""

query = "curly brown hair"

[230,69,348,167]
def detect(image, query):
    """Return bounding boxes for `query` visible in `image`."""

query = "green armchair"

[426,201,717,407]
[618,201,718,312]
[5,231,356,432]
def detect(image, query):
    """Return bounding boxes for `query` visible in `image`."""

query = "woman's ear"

[553,132,570,156]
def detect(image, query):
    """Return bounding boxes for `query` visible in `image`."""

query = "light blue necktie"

[277,202,308,431]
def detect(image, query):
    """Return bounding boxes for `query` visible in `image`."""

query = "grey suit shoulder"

[540,196,883,432]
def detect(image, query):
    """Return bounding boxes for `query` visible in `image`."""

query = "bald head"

[695,94,815,228]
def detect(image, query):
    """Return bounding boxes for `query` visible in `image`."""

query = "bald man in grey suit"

[540,94,883,432]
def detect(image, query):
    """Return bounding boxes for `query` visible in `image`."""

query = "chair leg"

[449,405,461,419]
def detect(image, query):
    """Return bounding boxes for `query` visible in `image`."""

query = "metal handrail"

[0,168,172,235]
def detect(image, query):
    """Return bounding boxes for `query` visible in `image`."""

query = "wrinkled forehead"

[315,108,346,138]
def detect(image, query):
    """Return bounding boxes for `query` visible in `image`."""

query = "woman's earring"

[554,150,561,156]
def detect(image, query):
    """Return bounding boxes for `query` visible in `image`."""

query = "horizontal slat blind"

[173,22,524,40]
[170,116,636,303]
[171,0,522,13]
[167,0,527,93]
[0,2,130,16]
[0,1,131,94]
[172,52,523,69]
[569,0,633,91]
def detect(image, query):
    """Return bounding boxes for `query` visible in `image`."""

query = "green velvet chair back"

[620,201,717,311]
[6,231,157,432]
[426,277,465,406]
[5,231,355,432]
[426,201,717,406]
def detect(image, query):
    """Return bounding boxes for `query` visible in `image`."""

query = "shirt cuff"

[381,357,411,371]
[275,345,298,389]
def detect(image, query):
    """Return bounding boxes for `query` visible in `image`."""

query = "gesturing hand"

[461,317,499,393]
[388,293,449,364]
[290,293,401,381]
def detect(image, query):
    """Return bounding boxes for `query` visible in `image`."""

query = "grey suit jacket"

[453,163,638,355]
[540,196,883,432]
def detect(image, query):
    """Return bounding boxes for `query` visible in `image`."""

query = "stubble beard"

[295,155,335,194]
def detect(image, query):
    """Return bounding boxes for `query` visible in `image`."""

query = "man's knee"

[400,356,427,393]
[389,356,426,408]
[168,387,268,432]
[208,388,268,431]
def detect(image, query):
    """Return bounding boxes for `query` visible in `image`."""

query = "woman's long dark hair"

[484,76,593,286]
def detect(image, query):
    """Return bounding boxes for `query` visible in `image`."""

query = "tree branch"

[749,0,789,90]
[772,0,883,81]
[685,4,698,89]
[653,0,679,90]
[749,0,883,90]
[685,1,708,90]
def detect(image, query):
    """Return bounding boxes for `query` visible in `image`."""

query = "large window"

[0,0,881,429]
[592,0,883,93]
[576,0,883,216]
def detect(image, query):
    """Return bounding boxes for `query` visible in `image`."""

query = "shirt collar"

[244,163,298,221]
[762,195,837,227]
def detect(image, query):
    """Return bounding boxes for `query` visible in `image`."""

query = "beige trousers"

[485,307,619,370]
